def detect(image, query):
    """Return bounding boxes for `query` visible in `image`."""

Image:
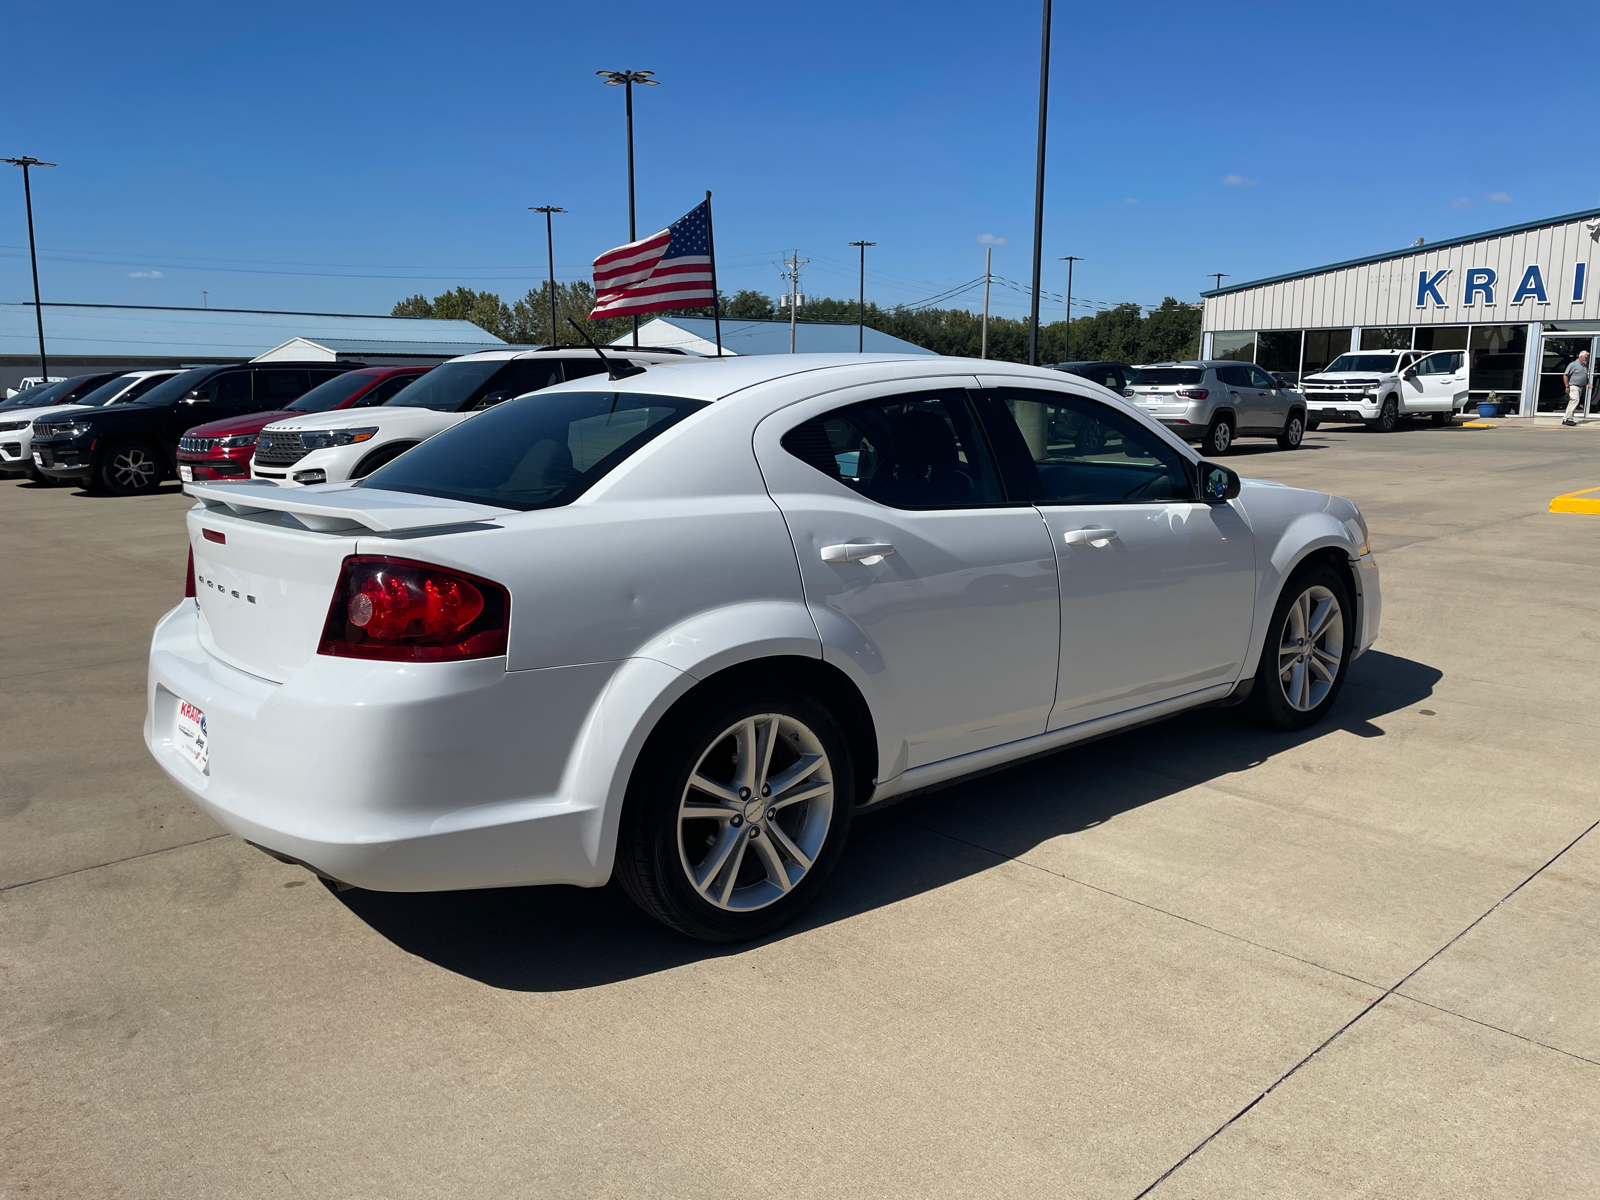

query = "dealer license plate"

[33,451,43,465]
[179,465,194,483]
[175,698,209,773]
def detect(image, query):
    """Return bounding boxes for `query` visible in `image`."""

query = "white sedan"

[250,347,685,486]
[146,354,1380,941]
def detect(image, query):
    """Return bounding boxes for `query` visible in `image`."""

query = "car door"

[1246,364,1289,430]
[974,381,1257,728]
[1214,364,1255,430]
[755,379,1060,774]
[1407,351,1466,412]
[167,369,253,445]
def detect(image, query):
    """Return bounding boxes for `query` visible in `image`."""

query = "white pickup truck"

[1300,349,1466,431]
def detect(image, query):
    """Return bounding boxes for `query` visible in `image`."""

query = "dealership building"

[1200,207,1600,416]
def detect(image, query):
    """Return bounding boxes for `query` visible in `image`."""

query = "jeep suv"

[1300,350,1452,431]
[1125,361,1306,454]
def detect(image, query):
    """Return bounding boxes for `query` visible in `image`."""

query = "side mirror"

[1404,368,1418,381]
[1197,461,1241,503]
[474,390,515,409]
[181,393,205,405]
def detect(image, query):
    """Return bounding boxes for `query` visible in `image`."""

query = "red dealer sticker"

[175,699,209,774]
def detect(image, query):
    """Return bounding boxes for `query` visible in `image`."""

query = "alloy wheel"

[677,713,834,912]
[1276,584,1344,711]
[111,446,157,491]
[1208,420,1233,454]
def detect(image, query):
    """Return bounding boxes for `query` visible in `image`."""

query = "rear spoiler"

[184,479,514,534]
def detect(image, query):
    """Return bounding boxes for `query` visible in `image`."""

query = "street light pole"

[598,70,658,348]
[848,240,875,352]
[530,206,566,345]
[1027,0,1053,366]
[982,247,992,360]
[1059,255,1081,361]
[4,156,56,382]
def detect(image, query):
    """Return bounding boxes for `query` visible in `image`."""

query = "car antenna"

[566,318,646,381]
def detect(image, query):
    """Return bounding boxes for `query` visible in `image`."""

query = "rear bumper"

[143,600,629,891]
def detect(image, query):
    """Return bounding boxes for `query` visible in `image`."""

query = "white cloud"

[1223,174,1256,186]
[976,233,1008,245]
[1448,198,1473,209]
[1124,197,1138,205]
[127,270,164,278]
[1487,191,1513,203]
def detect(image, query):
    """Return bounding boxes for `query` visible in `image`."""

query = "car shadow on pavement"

[334,649,1440,992]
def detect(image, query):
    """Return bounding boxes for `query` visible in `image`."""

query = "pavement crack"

[1125,815,1600,1199]
[1,834,230,894]
[1387,993,1600,1068]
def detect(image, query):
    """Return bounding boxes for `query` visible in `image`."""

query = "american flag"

[589,200,716,319]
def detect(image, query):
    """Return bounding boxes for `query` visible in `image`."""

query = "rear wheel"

[1276,411,1305,450]
[1368,396,1400,432]
[99,440,163,495]
[615,683,854,942]
[1201,415,1234,456]
[1248,561,1354,731]
[1430,410,1452,427]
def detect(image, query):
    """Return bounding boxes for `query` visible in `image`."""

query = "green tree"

[390,287,511,340]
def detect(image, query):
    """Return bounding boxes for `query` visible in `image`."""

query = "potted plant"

[1477,392,1503,419]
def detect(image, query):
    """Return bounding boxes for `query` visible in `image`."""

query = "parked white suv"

[252,348,690,486]
[1300,350,1455,431]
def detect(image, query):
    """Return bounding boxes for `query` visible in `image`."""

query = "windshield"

[1128,367,1203,386]
[362,390,707,510]
[1323,354,1400,373]
[71,374,145,408]
[287,371,378,414]
[382,360,507,411]
[2,379,75,408]
[124,366,216,407]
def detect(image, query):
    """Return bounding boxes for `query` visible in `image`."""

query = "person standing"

[1563,350,1591,426]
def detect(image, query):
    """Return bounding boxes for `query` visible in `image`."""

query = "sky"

[4,0,1600,324]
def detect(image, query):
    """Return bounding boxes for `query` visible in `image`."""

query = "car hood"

[27,403,97,421]
[182,410,295,439]
[1302,372,1393,382]
[262,406,461,432]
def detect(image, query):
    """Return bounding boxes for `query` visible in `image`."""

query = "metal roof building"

[1199,206,1600,417]
[0,303,505,392]
[611,315,935,357]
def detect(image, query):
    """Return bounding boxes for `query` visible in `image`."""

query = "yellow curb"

[1550,487,1600,514]
[1460,421,1496,428]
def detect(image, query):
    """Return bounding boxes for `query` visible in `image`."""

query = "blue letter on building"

[1463,267,1496,306]
[1575,263,1588,304]
[1511,265,1548,304]
[1416,269,1449,308]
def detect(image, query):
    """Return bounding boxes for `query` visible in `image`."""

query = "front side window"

[983,388,1192,506]
[188,371,252,405]
[361,390,706,510]
[1247,365,1278,390]
[1414,353,1450,376]
[780,390,1005,509]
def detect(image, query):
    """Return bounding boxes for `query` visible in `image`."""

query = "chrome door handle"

[1063,528,1118,547]
[821,540,895,563]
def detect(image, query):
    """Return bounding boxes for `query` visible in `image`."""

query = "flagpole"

[705,191,723,357]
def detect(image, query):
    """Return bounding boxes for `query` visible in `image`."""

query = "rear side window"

[1129,367,1202,386]
[361,390,706,510]
[781,390,1005,509]
[254,369,311,406]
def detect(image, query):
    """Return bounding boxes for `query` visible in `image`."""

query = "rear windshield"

[1323,354,1400,373]
[286,371,381,414]
[362,390,707,510]
[1128,368,1203,386]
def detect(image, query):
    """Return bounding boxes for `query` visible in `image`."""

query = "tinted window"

[69,374,143,408]
[1414,354,1448,376]
[187,370,252,405]
[384,359,560,412]
[286,371,376,414]
[781,390,1004,509]
[121,367,215,407]
[4,380,75,408]
[1247,365,1278,389]
[561,358,612,384]
[1128,367,1203,386]
[117,373,180,403]
[362,390,706,510]
[253,369,311,407]
[350,373,423,407]
[985,389,1190,505]
[1217,365,1251,388]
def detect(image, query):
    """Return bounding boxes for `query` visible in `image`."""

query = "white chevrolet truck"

[1300,349,1464,431]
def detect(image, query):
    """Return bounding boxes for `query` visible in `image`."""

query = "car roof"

[446,347,689,364]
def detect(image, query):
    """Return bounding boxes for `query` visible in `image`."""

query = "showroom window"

[1361,327,1414,350]
[1302,329,1354,375]
[1255,331,1304,383]
[1467,325,1527,401]
[1211,331,1255,362]
[1413,326,1469,352]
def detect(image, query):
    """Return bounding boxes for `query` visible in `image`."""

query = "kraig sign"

[1417,264,1587,309]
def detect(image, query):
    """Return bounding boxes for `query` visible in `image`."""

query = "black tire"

[1368,396,1400,432]
[351,441,416,479]
[1201,414,1235,456]
[1276,411,1305,450]
[1247,560,1355,731]
[98,440,164,495]
[615,681,855,942]
[1430,410,1452,427]
[1305,419,1321,431]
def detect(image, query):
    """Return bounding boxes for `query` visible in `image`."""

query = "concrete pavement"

[2,420,1596,1198]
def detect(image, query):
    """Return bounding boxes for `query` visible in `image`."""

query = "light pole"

[1059,255,1081,361]
[982,247,992,360]
[4,156,56,382]
[848,240,875,352]
[597,69,658,347]
[530,206,566,345]
[1027,0,1053,366]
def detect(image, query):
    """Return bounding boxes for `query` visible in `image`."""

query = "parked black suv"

[1047,361,1135,393]
[31,362,363,494]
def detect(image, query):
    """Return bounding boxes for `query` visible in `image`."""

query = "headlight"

[0,420,27,432]
[38,421,92,438]
[217,434,259,449]
[295,427,379,450]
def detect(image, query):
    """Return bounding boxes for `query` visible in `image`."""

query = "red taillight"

[1177,388,1209,400]
[185,547,196,599]
[318,556,509,662]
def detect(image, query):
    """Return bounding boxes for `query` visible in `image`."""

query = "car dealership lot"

[3,423,1597,1197]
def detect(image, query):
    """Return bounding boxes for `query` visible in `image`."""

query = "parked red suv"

[177,365,432,482]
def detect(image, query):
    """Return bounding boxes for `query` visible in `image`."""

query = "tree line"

[393,285,1203,365]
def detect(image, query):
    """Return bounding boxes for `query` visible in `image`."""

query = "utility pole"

[1027,0,1053,365]
[4,156,56,382]
[202,290,208,309]
[1059,255,1082,361]
[530,206,566,345]
[848,240,874,352]
[781,251,808,354]
[981,247,992,360]
[597,69,658,347]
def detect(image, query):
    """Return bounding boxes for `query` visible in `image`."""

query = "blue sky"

[4,0,1598,323]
